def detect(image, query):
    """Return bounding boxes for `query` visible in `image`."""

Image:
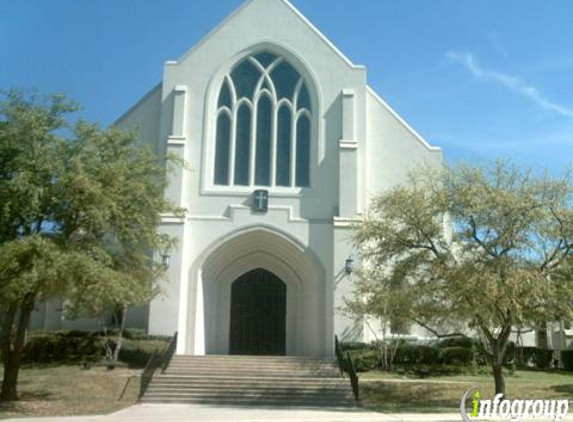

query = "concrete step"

[164,370,338,378]
[171,355,332,361]
[167,362,337,369]
[168,362,334,367]
[147,384,350,392]
[140,397,357,407]
[150,375,347,384]
[145,390,353,397]
[142,355,355,407]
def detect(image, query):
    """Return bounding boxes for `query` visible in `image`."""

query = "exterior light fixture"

[161,254,171,268]
[344,255,354,275]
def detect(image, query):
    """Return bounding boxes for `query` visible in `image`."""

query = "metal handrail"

[161,331,178,374]
[139,348,160,400]
[346,351,360,401]
[139,331,178,400]
[334,335,360,402]
[334,335,345,375]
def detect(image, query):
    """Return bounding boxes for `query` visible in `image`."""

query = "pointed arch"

[212,49,315,188]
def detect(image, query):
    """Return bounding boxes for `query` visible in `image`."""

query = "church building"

[25,0,447,356]
[113,0,443,358]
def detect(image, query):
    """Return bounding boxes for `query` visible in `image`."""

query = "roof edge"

[174,0,365,70]
[113,83,162,127]
[366,85,442,152]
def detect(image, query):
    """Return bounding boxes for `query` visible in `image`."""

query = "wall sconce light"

[344,255,354,275]
[161,254,171,268]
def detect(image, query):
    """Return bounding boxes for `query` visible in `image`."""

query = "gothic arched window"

[213,52,312,188]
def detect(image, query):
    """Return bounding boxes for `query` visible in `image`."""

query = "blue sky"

[1,0,572,173]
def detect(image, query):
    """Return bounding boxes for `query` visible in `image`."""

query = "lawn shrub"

[437,337,474,349]
[348,349,380,372]
[117,338,168,368]
[23,331,102,363]
[394,344,440,365]
[518,347,554,369]
[560,350,573,371]
[122,328,148,340]
[439,346,474,365]
[340,341,371,352]
[504,341,516,364]
[16,330,169,367]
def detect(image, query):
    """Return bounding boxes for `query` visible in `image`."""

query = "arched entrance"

[229,268,286,355]
[186,226,329,357]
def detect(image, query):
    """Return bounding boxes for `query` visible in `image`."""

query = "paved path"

[4,403,573,422]
[1,404,463,422]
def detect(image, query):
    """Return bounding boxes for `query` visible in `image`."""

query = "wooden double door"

[229,268,286,355]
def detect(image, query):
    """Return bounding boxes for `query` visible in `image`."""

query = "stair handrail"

[138,331,178,400]
[346,351,360,401]
[139,348,161,400]
[334,335,345,375]
[160,331,178,374]
[334,335,360,402]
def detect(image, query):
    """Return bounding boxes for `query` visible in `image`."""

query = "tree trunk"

[112,306,127,363]
[492,360,505,396]
[1,296,35,402]
[489,326,512,397]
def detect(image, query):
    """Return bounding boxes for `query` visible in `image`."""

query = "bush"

[518,347,553,369]
[117,347,154,368]
[394,344,440,365]
[560,350,573,371]
[340,341,371,352]
[23,331,102,364]
[503,341,516,364]
[437,337,474,349]
[117,338,168,368]
[122,328,149,340]
[18,330,169,367]
[439,346,474,366]
[348,350,379,372]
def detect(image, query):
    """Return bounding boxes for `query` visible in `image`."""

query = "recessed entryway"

[229,268,286,355]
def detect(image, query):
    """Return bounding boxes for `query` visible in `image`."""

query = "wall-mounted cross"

[253,189,268,213]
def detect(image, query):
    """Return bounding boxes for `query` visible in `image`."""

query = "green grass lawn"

[1,364,571,417]
[359,369,573,413]
[0,365,141,419]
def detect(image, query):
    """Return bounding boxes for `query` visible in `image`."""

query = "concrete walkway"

[1,403,464,422]
[4,403,573,422]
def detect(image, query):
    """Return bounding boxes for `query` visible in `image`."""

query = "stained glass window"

[213,52,312,188]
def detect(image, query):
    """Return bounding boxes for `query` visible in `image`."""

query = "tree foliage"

[0,89,178,400]
[347,161,573,394]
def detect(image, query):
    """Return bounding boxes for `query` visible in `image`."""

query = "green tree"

[347,161,573,395]
[0,90,177,401]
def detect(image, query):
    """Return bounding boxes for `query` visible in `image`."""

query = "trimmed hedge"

[349,350,380,372]
[394,344,440,365]
[561,350,573,371]
[439,346,474,365]
[23,331,102,364]
[117,338,169,368]
[437,337,474,349]
[518,347,553,369]
[341,339,556,372]
[340,342,372,352]
[12,330,169,367]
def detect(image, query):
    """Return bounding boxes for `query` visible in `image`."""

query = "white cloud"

[446,51,573,118]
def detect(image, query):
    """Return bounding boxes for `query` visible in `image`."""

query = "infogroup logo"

[460,387,570,422]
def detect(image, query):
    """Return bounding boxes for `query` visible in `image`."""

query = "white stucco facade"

[115,0,443,358]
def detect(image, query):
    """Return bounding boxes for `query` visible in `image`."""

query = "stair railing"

[334,335,345,375]
[334,335,360,402]
[161,331,178,374]
[346,351,360,401]
[139,348,161,400]
[138,331,178,400]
